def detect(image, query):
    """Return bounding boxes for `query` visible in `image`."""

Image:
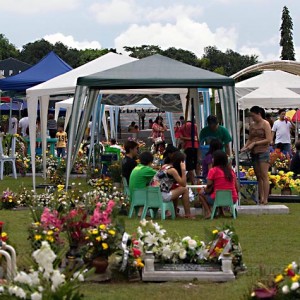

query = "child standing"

[56,126,67,158]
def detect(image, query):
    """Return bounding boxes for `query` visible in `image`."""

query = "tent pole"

[243,109,246,146]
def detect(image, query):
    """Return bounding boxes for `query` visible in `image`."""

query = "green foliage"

[199,46,259,76]
[0,33,19,60]
[280,6,296,61]
[123,45,163,58]
[19,39,54,64]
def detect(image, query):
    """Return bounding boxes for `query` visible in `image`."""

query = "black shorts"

[184,148,198,171]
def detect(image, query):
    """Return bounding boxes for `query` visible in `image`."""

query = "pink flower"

[41,208,62,230]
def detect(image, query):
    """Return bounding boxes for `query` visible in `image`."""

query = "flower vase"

[281,187,292,195]
[92,257,109,274]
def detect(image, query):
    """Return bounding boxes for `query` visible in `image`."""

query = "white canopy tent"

[26,53,137,188]
[238,84,300,110]
[235,70,300,101]
[54,97,73,129]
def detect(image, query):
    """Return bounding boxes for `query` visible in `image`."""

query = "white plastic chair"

[0,135,17,180]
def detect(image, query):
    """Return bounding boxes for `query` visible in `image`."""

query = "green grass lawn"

[0,176,298,300]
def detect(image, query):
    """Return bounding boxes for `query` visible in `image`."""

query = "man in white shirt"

[271,108,294,155]
[8,115,18,134]
[19,110,29,137]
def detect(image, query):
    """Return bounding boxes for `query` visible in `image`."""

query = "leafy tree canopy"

[0,34,19,60]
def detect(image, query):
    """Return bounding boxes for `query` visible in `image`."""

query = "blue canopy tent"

[0,51,72,91]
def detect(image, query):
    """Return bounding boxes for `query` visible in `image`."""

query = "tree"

[199,46,259,76]
[123,45,162,58]
[19,39,53,64]
[280,6,295,60]
[162,47,198,66]
[78,48,110,66]
[0,34,19,60]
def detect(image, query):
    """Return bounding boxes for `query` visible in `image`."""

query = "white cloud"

[89,0,203,24]
[43,33,102,50]
[0,0,80,14]
[115,17,238,57]
[239,46,264,59]
[89,0,139,24]
[145,5,203,23]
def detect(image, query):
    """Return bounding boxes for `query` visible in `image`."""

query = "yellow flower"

[1,232,7,238]
[96,236,101,242]
[46,236,54,243]
[34,235,42,241]
[94,169,98,172]
[57,184,65,191]
[92,229,98,235]
[102,243,108,250]
[108,230,116,236]
[292,275,300,282]
[47,230,54,236]
[135,258,144,268]
[99,224,106,230]
[212,229,219,235]
[275,274,284,283]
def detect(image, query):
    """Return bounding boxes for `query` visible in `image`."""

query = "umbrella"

[292,110,300,122]
[286,109,296,119]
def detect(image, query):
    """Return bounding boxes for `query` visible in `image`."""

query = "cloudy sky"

[0,0,299,61]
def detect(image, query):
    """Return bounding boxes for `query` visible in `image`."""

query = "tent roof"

[27,52,137,97]
[232,60,300,79]
[0,51,72,91]
[235,70,300,101]
[77,54,234,89]
[0,57,32,77]
[238,84,300,109]
[236,70,300,88]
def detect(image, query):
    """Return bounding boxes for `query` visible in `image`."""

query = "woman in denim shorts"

[241,106,272,205]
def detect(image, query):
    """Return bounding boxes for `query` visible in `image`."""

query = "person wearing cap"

[199,115,232,156]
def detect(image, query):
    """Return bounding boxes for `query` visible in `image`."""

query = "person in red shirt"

[200,150,238,219]
[179,120,199,184]
[174,121,181,148]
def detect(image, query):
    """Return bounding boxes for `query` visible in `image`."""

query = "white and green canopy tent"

[66,54,238,187]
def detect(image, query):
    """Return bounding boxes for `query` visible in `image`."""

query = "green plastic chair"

[128,188,148,218]
[141,187,175,220]
[122,176,130,197]
[210,190,237,220]
[104,146,121,160]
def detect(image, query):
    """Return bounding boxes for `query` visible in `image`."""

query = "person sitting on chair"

[129,151,156,194]
[199,150,238,219]
[122,140,138,185]
[150,151,195,219]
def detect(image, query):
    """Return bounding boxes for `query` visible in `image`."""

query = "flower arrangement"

[269,171,295,190]
[86,166,102,180]
[246,167,257,181]
[84,224,121,261]
[0,241,89,299]
[0,188,17,209]
[270,149,290,170]
[46,156,66,185]
[87,176,113,190]
[28,207,63,253]
[250,261,300,299]
[108,161,122,183]
[61,208,90,246]
[72,152,87,174]
[0,221,8,243]
[117,221,245,274]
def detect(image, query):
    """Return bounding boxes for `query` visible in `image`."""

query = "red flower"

[133,248,141,258]
[287,269,295,277]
